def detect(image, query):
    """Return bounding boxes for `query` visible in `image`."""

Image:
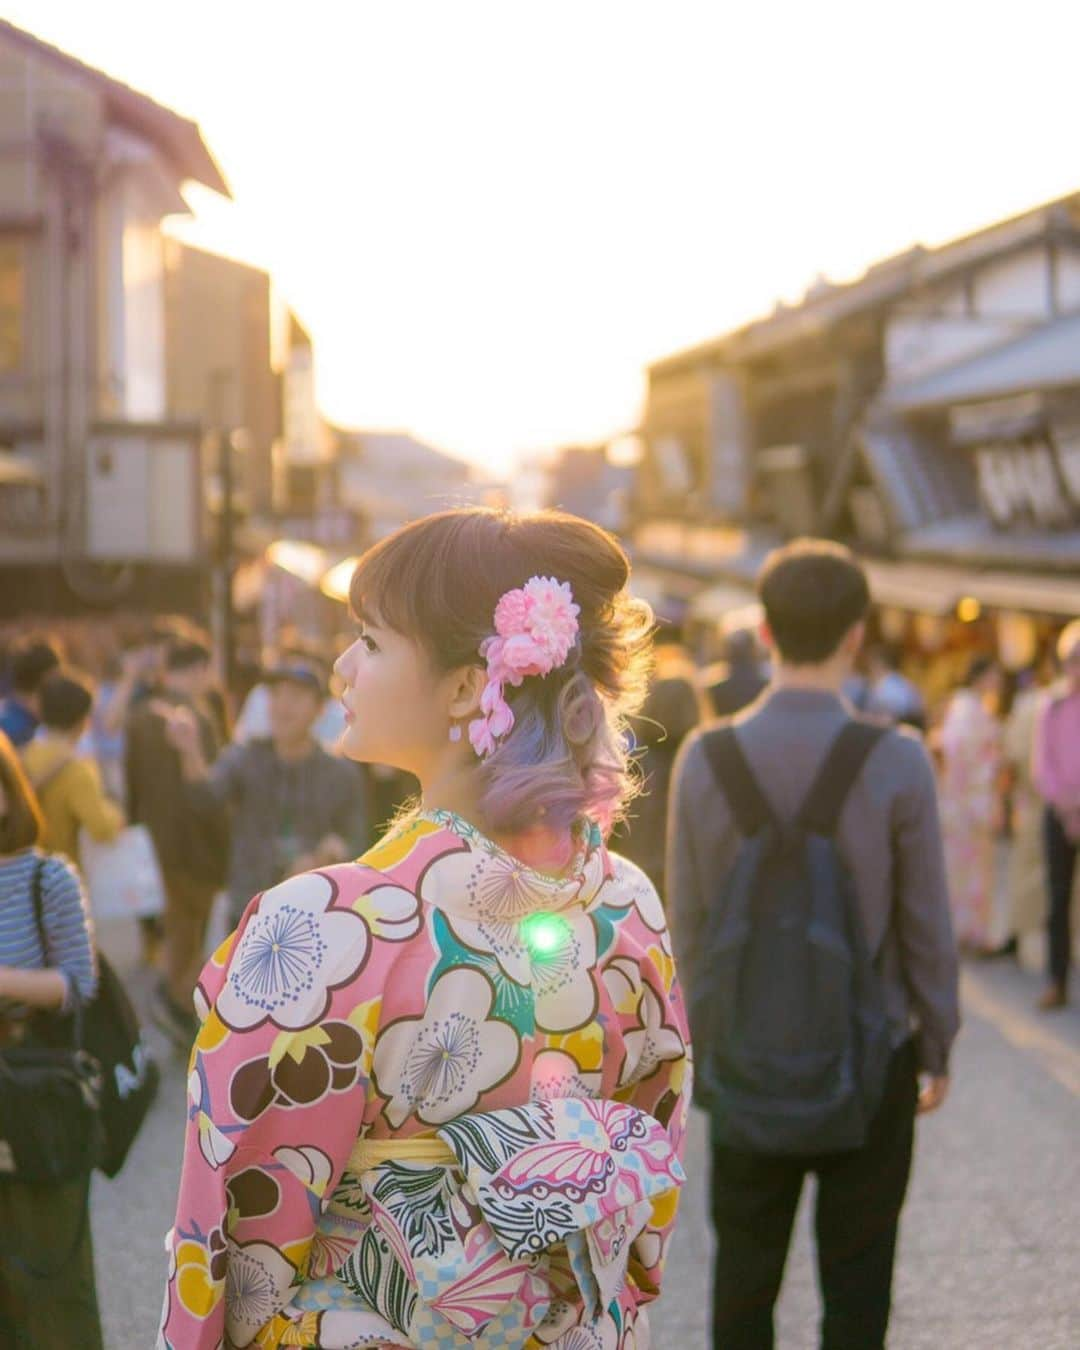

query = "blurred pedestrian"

[997,668,1046,961]
[1031,620,1080,1010]
[865,644,926,732]
[234,640,347,751]
[669,538,959,1350]
[613,656,706,895]
[90,624,181,801]
[126,635,227,1044]
[21,668,125,864]
[160,508,690,1349]
[0,731,102,1348]
[0,635,62,749]
[940,656,1005,953]
[162,655,368,929]
[706,627,767,717]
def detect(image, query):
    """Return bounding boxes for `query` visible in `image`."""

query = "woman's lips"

[342,704,355,725]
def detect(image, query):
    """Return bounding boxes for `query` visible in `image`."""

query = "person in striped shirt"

[0,729,102,1348]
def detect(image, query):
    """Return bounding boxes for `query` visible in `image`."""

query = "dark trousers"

[710,1040,918,1350]
[1043,807,1077,987]
[0,1176,103,1349]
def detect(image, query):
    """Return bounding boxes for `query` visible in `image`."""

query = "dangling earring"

[448,722,462,743]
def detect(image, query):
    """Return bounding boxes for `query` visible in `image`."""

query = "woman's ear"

[446,664,486,721]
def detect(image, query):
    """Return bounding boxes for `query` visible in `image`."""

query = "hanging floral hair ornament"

[468,576,581,758]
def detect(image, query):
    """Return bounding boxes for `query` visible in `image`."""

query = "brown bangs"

[348,510,531,672]
[346,506,641,686]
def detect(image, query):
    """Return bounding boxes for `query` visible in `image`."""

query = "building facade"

[0,20,230,615]
[638,193,1080,658]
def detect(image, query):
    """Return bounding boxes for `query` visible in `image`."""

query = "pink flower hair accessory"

[467,576,581,758]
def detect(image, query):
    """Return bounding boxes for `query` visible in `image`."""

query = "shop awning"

[862,560,960,615]
[964,570,1079,617]
[862,557,1080,618]
[887,312,1080,411]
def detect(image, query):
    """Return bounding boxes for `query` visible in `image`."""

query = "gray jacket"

[667,686,960,1074]
[188,739,370,917]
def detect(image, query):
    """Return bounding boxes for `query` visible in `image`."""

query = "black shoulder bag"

[0,864,104,1188]
[23,858,160,1179]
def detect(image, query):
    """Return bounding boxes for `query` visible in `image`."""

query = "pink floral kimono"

[159,809,691,1349]
[940,689,1003,948]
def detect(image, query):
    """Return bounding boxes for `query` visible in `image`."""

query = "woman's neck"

[419,761,560,867]
[420,767,483,827]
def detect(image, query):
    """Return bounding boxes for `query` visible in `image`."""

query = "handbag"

[78,823,166,922]
[0,860,105,1187]
[28,859,160,1179]
[0,1026,103,1186]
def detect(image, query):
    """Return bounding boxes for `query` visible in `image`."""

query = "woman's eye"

[360,633,378,653]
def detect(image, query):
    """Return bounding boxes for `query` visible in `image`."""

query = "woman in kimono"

[160,508,692,1350]
[939,656,1005,952]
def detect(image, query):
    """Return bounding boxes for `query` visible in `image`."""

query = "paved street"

[94,922,1080,1350]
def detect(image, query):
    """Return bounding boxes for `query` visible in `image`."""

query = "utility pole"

[220,426,237,693]
[208,370,237,695]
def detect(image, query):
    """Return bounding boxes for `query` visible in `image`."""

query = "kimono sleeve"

[159,866,394,1350]
[602,869,694,1308]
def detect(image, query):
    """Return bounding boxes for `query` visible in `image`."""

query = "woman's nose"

[334,645,356,683]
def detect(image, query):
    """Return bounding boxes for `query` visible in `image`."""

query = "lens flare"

[521,913,569,957]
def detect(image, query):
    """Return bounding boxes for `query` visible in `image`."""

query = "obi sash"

[275,1096,684,1349]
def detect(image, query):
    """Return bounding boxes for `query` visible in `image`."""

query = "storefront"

[860,556,1076,711]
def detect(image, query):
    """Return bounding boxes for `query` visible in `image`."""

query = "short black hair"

[9,636,62,696]
[164,636,213,672]
[39,668,94,732]
[758,538,870,665]
[963,655,997,688]
[150,616,197,646]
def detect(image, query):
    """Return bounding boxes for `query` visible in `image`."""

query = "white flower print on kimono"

[602,855,670,950]
[604,958,685,1088]
[214,873,370,1033]
[372,968,520,1126]
[530,1048,602,1103]
[212,873,421,1034]
[224,1239,298,1346]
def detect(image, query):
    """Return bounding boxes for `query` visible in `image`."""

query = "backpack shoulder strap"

[701,726,775,837]
[30,854,47,958]
[798,720,888,836]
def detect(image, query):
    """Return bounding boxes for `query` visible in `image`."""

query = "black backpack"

[692,720,893,1156]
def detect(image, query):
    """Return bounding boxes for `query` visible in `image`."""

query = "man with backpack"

[668,539,960,1350]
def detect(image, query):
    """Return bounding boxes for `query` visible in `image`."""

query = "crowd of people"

[616,616,1079,1018]
[0,621,386,1046]
[0,511,1075,1348]
[0,617,392,1344]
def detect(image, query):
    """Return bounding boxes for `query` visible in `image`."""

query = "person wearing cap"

[233,642,348,752]
[162,656,369,942]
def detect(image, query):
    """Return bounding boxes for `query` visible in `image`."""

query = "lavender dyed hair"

[348,507,654,836]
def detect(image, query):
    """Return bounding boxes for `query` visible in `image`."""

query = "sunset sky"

[10,2,1080,474]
